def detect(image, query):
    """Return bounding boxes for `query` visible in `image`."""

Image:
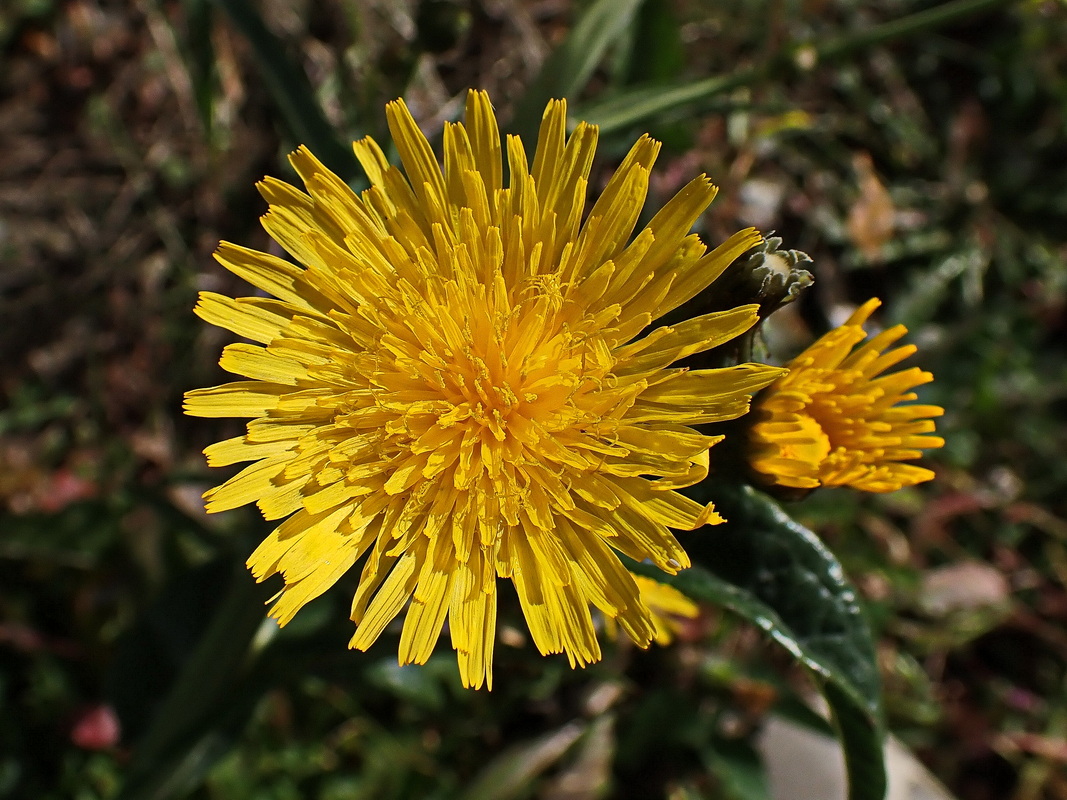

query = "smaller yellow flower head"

[749,298,944,493]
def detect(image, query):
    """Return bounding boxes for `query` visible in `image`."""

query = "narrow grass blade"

[508,0,646,140]
[578,0,1017,134]
[206,0,358,179]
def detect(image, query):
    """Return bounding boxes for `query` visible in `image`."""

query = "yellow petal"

[183,381,290,418]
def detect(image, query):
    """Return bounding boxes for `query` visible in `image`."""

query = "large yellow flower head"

[749,298,944,493]
[184,90,784,689]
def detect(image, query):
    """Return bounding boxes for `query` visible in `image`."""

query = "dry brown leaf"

[848,151,896,260]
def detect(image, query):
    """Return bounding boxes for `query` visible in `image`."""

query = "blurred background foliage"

[2,0,1066,797]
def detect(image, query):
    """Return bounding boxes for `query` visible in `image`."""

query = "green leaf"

[627,485,886,800]
[117,561,275,800]
[179,0,217,137]
[508,0,646,140]
[626,0,684,85]
[205,0,358,180]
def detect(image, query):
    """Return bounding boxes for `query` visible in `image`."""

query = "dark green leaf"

[117,561,275,800]
[626,485,886,800]
[180,0,217,136]
[825,683,889,800]
[627,0,684,85]
[206,0,358,180]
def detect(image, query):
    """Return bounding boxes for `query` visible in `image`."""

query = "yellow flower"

[184,90,784,689]
[605,575,700,646]
[749,298,944,493]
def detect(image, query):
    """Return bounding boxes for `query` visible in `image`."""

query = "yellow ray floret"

[604,575,700,646]
[748,298,944,493]
[184,90,784,689]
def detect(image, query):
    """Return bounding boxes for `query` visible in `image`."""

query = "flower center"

[356,272,620,523]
